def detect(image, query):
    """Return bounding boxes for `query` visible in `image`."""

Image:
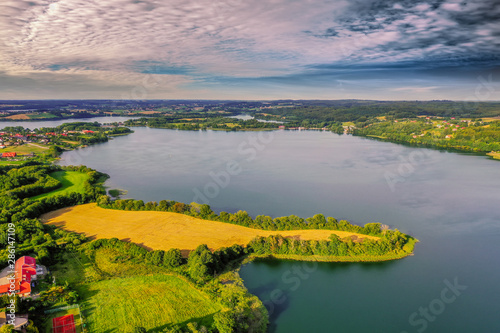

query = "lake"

[3,120,499,332]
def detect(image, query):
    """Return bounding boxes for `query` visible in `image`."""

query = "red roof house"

[16,256,36,284]
[2,152,16,158]
[0,256,36,297]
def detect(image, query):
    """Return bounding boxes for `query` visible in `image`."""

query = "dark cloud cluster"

[317,0,500,67]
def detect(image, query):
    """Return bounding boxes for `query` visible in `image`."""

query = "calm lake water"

[3,121,499,332]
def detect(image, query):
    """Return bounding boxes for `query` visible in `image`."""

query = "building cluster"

[0,256,45,331]
[0,131,51,149]
[0,256,40,298]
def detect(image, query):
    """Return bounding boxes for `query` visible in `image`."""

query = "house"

[16,256,36,284]
[1,152,16,158]
[0,256,37,297]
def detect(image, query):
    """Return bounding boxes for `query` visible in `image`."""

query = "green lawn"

[32,171,89,200]
[82,274,222,332]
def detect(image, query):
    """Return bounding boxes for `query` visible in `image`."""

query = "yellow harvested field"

[6,114,30,120]
[41,204,378,253]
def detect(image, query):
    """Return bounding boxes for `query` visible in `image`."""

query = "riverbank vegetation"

[41,203,379,253]
[353,117,500,154]
[42,196,416,263]
[124,115,279,131]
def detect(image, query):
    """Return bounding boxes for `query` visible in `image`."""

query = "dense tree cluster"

[249,230,410,258]
[0,163,107,266]
[187,244,246,283]
[86,238,184,269]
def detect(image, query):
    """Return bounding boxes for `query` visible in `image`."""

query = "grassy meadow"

[41,203,379,253]
[83,274,222,332]
[32,171,90,200]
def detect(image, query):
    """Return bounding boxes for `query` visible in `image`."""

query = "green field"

[32,171,89,200]
[51,251,98,285]
[83,274,222,332]
[50,250,223,332]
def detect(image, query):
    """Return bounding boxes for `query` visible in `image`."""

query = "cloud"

[391,86,439,93]
[0,0,499,99]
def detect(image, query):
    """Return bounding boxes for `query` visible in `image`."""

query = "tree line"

[97,196,385,236]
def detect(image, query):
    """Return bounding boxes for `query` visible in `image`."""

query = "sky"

[0,0,499,100]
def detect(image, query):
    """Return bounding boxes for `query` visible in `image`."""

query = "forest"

[0,163,107,266]
[254,100,500,125]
